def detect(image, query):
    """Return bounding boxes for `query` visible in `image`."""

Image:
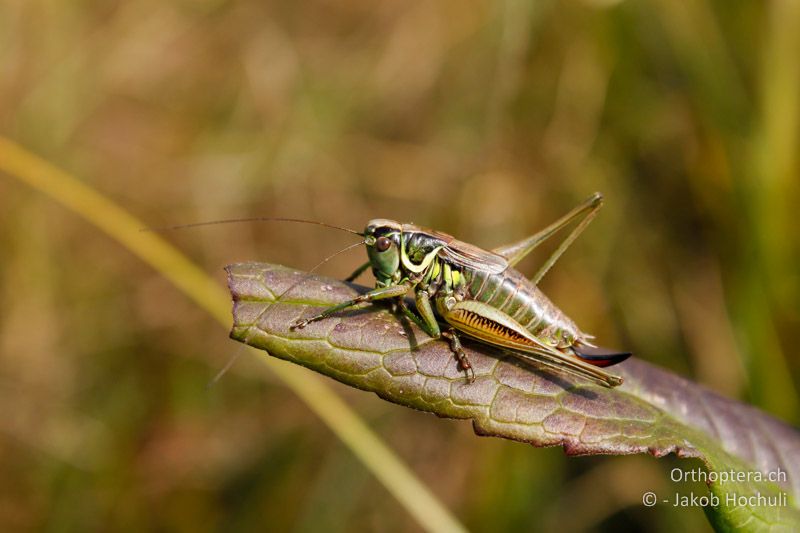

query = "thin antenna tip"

[139,218,363,236]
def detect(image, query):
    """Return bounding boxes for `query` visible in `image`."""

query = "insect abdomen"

[463,267,582,348]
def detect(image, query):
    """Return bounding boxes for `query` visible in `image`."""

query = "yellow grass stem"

[743,0,800,420]
[0,137,466,533]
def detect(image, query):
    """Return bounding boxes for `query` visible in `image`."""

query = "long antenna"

[142,217,364,237]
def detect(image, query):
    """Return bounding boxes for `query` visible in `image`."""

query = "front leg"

[292,283,411,329]
[344,261,371,282]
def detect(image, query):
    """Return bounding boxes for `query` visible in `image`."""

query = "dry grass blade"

[0,137,466,533]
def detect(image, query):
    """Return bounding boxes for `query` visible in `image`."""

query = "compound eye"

[376,236,392,252]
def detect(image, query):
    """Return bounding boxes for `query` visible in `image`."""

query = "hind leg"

[492,192,603,285]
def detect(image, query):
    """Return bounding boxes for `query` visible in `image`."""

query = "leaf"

[227,262,800,531]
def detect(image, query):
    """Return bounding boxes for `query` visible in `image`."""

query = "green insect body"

[293,193,631,387]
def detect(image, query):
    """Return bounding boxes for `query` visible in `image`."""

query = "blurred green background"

[1,0,798,531]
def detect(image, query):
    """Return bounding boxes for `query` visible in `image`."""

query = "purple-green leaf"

[227,263,799,531]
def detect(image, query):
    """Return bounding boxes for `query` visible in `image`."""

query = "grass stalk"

[0,136,466,533]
